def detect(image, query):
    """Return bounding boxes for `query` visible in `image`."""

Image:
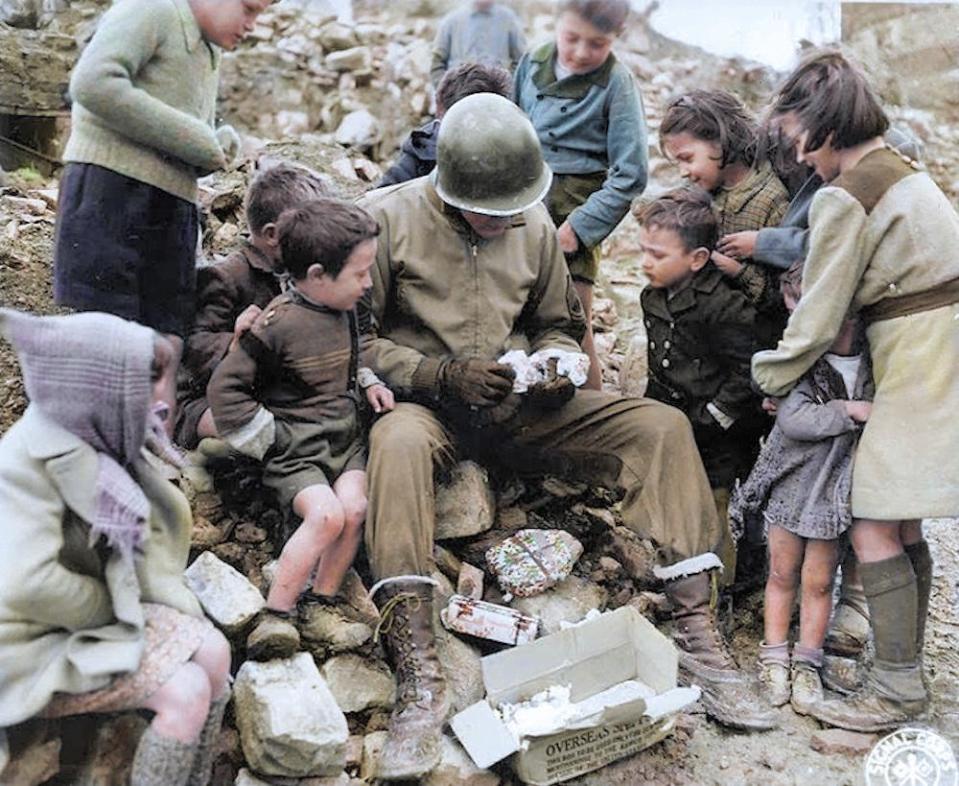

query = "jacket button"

[662,358,670,368]
[672,392,681,400]
[560,106,567,113]
[649,341,656,349]
[669,322,675,329]
[645,319,651,328]
[664,340,671,349]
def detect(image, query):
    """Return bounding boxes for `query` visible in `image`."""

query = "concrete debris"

[319,654,396,713]
[183,550,266,635]
[434,460,497,540]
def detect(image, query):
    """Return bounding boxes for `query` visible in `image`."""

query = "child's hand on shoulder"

[844,401,872,423]
[711,250,744,277]
[557,221,580,254]
[717,231,758,260]
[366,384,395,414]
[762,396,779,415]
[229,305,263,351]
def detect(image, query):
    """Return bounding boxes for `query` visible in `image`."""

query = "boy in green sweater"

[53,0,272,424]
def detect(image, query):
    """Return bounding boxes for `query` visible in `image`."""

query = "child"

[53,0,272,421]
[730,263,873,715]
[634,187,764,578]
[513,0,648,389]
[754,50,959,732]
[0,309,232,786]
[176,161,330,448]
[430,0,526,86]
[379,62,512,188]
[660,89,790,347]
[208,199,394,660]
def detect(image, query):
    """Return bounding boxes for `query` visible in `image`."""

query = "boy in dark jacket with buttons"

[636,187,765,578]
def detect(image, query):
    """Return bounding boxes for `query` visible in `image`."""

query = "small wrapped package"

[486,529,583,598]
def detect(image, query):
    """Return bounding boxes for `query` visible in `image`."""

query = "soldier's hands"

[441,359,516,407]
[527,358,575,410]
[717,231,758,260]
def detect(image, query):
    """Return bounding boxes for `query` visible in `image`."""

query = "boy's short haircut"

[661,89,758,169]
[436,62,511,113]
[633,186,718,252]
[557,0,629,34]
[780,259,804,302]
[246,162,332,235]
[772,50,889,154]
[278,198,380,281]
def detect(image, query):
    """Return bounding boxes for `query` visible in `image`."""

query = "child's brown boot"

[790,645,824,716]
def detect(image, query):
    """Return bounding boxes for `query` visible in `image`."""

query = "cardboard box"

[452,606,700,785]
[441,594,539,646]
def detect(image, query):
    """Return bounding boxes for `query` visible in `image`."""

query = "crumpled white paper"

[497,349,591,393]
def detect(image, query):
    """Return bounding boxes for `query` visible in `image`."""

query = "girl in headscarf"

[0,309,231,786]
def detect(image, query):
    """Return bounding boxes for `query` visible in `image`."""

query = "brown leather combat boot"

[373,577,451,781]
[811,553,928,732]
[658,554,778,731]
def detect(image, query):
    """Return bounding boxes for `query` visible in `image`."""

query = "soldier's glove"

[527,358,575,410]
[441,358,516,407]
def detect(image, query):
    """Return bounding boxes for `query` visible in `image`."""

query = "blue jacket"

[378,119,439,188]
[513,42,647,248]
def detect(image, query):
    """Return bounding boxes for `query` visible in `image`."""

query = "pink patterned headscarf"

[0,309,180,560]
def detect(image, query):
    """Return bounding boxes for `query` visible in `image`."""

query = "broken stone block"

[235,768,351,786]
[234,654,349,778]
[423,736,500,786]
[325,46,371,72]
[435,461,496,540]
[184,550,266,635]
[334,110,380,148]
[511,576,608,635]
[320,655,396,713]
[436,619,485,712]
[456,562,484,599]
[607,525,655,579]
[71,713,148,786]
[318,21,359,51]
[300,605,373,654]
[809,728,878,756]
[360,731,388,781]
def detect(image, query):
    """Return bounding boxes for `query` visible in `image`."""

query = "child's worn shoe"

[821,654,864,695]
[790,660,824,716]
[757,658,791,707]
[247,608,300,661]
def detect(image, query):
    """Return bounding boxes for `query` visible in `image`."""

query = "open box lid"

[481,606,678,707]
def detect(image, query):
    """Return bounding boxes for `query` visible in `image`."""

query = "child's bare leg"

[312,469,367,597]
[764,525,804,644]
[162,334,183,437]
[141,661,212,743]
[798,538,840,650]
[190,627,232,699]
[196,407,219,440]
[574,280,602,391]
[267,484,345,611]
[850,517,904,562]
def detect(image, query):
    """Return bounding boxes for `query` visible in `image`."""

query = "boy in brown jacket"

[176,162,330,448]
[208,199,392,659]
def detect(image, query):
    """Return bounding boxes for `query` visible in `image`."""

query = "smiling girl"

[513,0,648,389]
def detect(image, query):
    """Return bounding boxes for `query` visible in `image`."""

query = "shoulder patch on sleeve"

[832,148,916,214]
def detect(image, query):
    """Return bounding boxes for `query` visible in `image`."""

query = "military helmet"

[431,93,552,216]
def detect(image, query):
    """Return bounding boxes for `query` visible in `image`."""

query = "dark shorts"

[544,171,606,284]
[53,163,199,337]
[263,416,367,512]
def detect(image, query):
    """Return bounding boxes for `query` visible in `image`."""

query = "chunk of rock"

[334,109,380,148]
[300,606,373,654]
[510,576,608,635]
[423,736,500,786]
[235,768,351,785]
[325,46,372,72]
[809,728,878,756]
[318,21,359,51]
[184,551,265,635]
[0,736,60,786]
[435,461,496,540]
[436,618,486,712]
[320,655,396,713]
[360,731,388,781]
[234,654,349,778]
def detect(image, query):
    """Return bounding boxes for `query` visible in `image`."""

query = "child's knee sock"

[187,688,231,786]
[759,640,789,665]
[792,644,824,669]
[130,726,197,786]
[904,541,933,652]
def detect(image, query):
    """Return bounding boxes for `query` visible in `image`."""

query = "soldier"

[358,94,777,780]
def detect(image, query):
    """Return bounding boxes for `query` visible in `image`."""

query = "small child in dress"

[379,62,512,188]
[634,187,764,579]
[660,89,790,347]
[730,262,873,715]
[513,0,648,389]
[176,161,331,448]
[208,199,393,660]
[53,0,273,422]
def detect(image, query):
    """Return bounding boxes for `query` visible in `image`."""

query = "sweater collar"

[175,0,219,64]
[531,42,616,98]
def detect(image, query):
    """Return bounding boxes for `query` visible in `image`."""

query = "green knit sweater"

[63,0,224,202]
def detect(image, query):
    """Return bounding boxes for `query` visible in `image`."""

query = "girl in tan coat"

[0,309,231,786]
[753,51,959,732]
